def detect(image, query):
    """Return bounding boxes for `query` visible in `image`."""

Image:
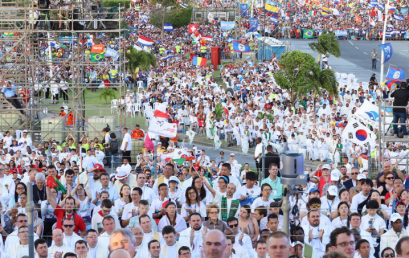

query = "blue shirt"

[2,85,16,98]
[92,185,119,205]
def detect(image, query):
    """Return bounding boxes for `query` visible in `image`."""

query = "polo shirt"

[260,176,283,199]
[54,205,86,234]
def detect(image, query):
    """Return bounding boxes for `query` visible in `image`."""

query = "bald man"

[132,227,146,256]
[109,249,132,258]
[203,230,229,258]
[48,229,74,256]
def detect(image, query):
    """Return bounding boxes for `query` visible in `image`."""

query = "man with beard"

[79,164,106,190]
[211,183,240,222]
[302,210,332,258]
[179,213,204,258]
[46,184,87,236]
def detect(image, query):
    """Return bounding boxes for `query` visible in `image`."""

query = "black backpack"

[109,139,119,154]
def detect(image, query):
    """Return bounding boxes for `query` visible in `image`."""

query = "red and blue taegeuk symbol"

[355,129,368,141]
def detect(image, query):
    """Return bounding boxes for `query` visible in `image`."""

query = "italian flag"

[221,100,229,117]
[46,176,67,194]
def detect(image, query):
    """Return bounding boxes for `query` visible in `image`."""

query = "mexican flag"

[46,175,67,194]
[221,100,229,117]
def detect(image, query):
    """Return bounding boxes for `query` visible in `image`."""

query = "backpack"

[109,139,119,154]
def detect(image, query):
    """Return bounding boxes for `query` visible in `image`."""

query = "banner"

[401,7,409,15]
[233,40,252,52]
[379,43,392,64]
[335,30,348,37]
[148,117,177,138]
[240,4,248,16]
[354,100,393,129]
[303,29,314,38]
[342,118,376,146]
[386,66,405,82]
[249,18,259,32]
[221,21,235,30]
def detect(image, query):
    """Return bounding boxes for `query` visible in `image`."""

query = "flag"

[56,42,68,49]
[164,23,173,32]
[303,29,314,38]
[386,66,405,82]
[180,4,188,8]
[87,34,94,46]
[137,35,154,46]
[192,56,207,66]
[154,103,169,119]
[334,0,339,4]
[322,12,331,18]
[322,6,332,14]
[221,21,235,30]
[144,133,154,151]
[347,3,354,10]
[105,47,119,60]
[342,118,376,146]
[249,18,259,32]
[91,53,104,62]
[379,43,393,64]
[298,0,305,7]
[294,28,300,38]
[46,176,67,194]
[265,4,278,15]
[188,23,199,33]
[378,3,385,10]
[91,45,104,53]
[148,117,177,138]
[370,7,376,17]
[200,35,213,41]
[233,41,252,52]
[221,101,229,117]
[369,17,375,26]
[173,158,186,166]
[368,0,378,7]
[195,3,200,8]
[355,15,361,23]
[394,14,403,20]
[207,11,214,22]
[308,10,316,16]
[271,16,278,24]
[389,6,396,13]
[240,3,248,15]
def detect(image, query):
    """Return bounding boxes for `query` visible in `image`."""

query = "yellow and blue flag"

[265,4,278,16]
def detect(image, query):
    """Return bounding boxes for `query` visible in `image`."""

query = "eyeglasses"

[384,254,395,258]
[16,187,25,190]
[63,224,74,228]
[336,241,356,247]
[351,173,358,175]
[310,204,321,208]
[229,224,239,228]
[386,177,394,180]
[18,220,28,223]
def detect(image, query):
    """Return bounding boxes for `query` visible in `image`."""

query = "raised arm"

[46,184,58,209]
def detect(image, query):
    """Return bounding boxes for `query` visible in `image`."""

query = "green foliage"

[150,6,193,28]
[214,103,224,119]
[101,0,132,8]
[257,112,274,122]
[309,30,341,58]
[312,68,339,98]
[274,50,318,104]
[99,88,117,104]
[125,46,157,78]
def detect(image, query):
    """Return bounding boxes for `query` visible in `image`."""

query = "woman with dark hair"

[331,201,350,228]
[360,190,389,220]
[8,182,27,209]
[158,201,187,233]
[181,186,206,221]
[192,176,212,205]
[238,205,259,242]
[115,184,131,217]
[72,183,92,223]
[217,176,229,196]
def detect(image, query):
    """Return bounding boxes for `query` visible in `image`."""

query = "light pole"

[380,0,390,83]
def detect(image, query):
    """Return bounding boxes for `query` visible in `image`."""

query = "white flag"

[369,17,375,26]
[354,100,392,128]
[148,117,177,138]
[342,118,376,146]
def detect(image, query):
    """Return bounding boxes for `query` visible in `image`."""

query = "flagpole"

[380,0,390,83]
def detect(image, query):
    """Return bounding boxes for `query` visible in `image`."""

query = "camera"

[280,152,306,185]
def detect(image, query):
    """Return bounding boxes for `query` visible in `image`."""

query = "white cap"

[327,185,338,196]
[357,174,367,181]
[390,213,403,223]
[322,164,331,170]
[331,169,341,181]
[168,176,180,184]
[115,168,129,180]
[230,153,235,156]
[292,241,304,247]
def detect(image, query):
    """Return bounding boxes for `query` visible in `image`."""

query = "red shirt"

[54,205,86,234]
[319,176,331,197]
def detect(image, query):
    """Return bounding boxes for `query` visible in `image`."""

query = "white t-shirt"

[121,133,132,151]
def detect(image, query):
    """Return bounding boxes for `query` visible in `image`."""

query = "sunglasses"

[18,220,28,223]
[384,255,395,258]
[63,224,74,228]
[229,224,239,228]
[310,204,321,208]
[351,173,358,175]
[386,177,394,180]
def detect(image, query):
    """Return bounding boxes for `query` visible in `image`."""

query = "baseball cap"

[230,153,235,156]
[169,176,180,184]
[331,169,341,181]
[390,213,403,222]
[220,151,224,154]
[322,164,331,170]
[309,188,320,194]
[357,174,367,181]
[327,186,338,196]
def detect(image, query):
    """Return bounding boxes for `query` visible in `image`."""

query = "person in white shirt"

[135,173,155,205]
[380,213,409,258]
[350,178,372,213]
[54,218,83,251]
[85,229,108,258]
[320,185,340,217]
[0,164,15,201]
[160,226,184,258]
[74,240,91,258]
[355,239,374,258]
[349,213,375,257]
[120,128,132,163]
[48,229,74,256]
[226,217,253,257]
[361,200,386,238]
[5,213,39,250]
[237,171,261,206]
[140,215,165,246]
[35,238,54,258]
[147,240,164,258]
[18,130,32,148]
[121,187,142,227]
[301,210,332,258]
[7,226,29,258]
[178,213,205,258]
[91,199,121,233]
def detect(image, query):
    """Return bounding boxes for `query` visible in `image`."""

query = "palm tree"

[214,103,224,119]
[309,30,341,69]
[99,88,117,104]
[125,46,156,98]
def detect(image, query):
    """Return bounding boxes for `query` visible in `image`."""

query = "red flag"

[193,30,200,37]
[144,133,154,151]
[188,24,199,33]
[408,14,409,23]
[370,7,376,17]
[193,163,200,171]
[190,54,197,61]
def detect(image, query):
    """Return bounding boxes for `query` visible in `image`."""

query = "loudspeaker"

[39,0,48,8]
[73,8,80,20]
[406,79,409,84]
[73,21,85,30]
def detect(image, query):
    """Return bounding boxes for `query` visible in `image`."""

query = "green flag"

[173,158,186,166]
[303,29,314,39]
[91,53,104,62]
[57,42,68,49]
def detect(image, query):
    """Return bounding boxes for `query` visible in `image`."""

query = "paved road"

[290,39,409,82]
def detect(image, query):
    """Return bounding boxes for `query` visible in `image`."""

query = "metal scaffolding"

[0,0,128,144]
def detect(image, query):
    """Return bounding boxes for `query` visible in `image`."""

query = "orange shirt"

[59,111,66,117]
[131,128,145,139]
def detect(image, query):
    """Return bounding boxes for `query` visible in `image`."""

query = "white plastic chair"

[132,103,141,117]
[111,99,119,113]
[15,130,22,141]
[43,107,48,114]
[361,158,369,170]
[137,81,144,93]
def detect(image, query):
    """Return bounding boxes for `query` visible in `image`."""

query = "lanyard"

[37,188,46,201]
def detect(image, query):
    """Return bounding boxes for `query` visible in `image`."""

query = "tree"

[214,103,224,119]
[150,6,192,29]
[125,45,156,97]
[99,88,117,104]
[149,0,191,41]
[274,50,318,104]
[309,30,341,68]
